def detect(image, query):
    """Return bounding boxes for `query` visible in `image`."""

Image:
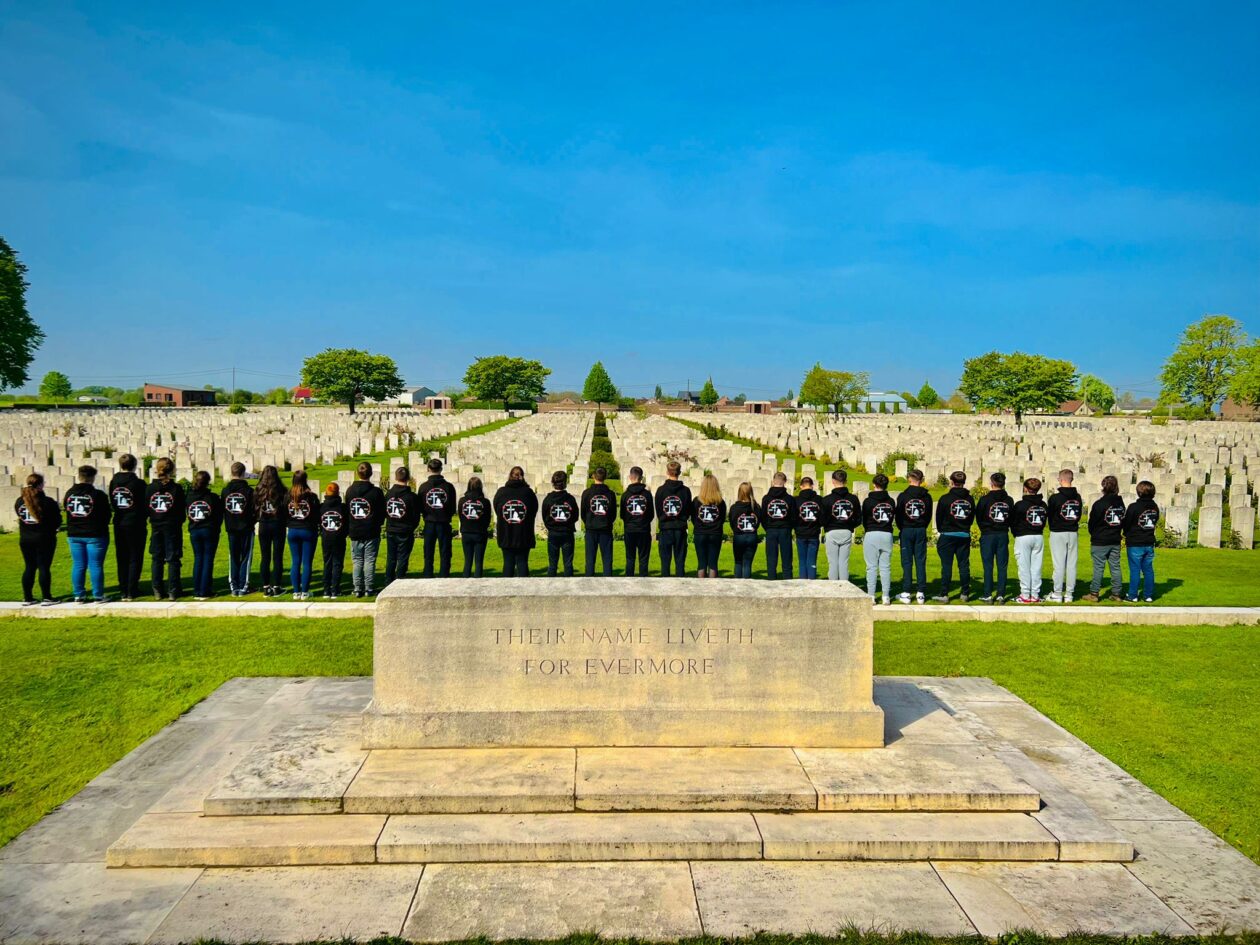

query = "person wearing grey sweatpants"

[822,469,861,582]
[1047,469,1083,602]
[861,474,896,603]
[1011,477,1049,602]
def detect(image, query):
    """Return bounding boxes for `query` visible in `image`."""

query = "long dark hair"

[289,469,310,507]
[465,475,484,497]
[21,473,43,521]
[255,465,284,511]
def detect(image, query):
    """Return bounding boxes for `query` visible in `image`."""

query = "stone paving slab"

[205,716,368,815]
[0,862,201,945]
[691,861,977,935]
[1115,818,1260,933]
[1017,744,1195,822]
[934,861,1195,935]
[755,812,1060,861]
[796,743,1041,812]
[403,862,703,941]
[575,747,817,811]
[343,748,577,814]
[378,812,762,863]
[0,780,172,865]
[149,865,422,944]
[106,812,388,867]
[4,599,1257,624]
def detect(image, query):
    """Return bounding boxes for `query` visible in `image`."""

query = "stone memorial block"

[1163,506,1190,545]
[1197,505,1222,549]
[365,578,883,749]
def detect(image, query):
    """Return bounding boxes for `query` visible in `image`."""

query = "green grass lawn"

[1,615,1256,866]
[4,528,1258,605]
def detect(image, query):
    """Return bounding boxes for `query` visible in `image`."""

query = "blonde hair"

[21,473,43,521]
[154,457,174,480]
[698,474,722,506]
[736,481,755,505]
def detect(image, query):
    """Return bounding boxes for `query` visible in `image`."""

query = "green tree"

[1228,341,1260,407]
[264,387,290,405]
[463,355,551,410]
[1159,315,1247,409]
[699,377,719,408]
[786,388,794,402]
[582,361,619,408]
[1077,374,1116,413]
[959,351,1077,424]
[900,391,920,409]
[301,348,405,414]
[39,371,72,400]
[653,384,663,400]
[799,363,871,414]
[733,393,747,405]
[916,382,941,409]
[0,237,43,391]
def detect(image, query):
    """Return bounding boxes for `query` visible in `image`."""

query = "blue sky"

[2,2,1256,399]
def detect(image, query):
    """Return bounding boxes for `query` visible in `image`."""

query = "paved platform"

[3,676,1259,939]
[2,598,1258,624]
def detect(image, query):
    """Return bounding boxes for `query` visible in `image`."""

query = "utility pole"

[231,366,236,403]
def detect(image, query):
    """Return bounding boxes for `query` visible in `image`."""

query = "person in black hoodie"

[220,462,255,597]
[581,466,617,576]
[146,457,186,600]
[1047,469,1084,603]
[895,469,933,602]
[383,466,420,585]
[1123,480,1160,602]
[16,472,61,605]
[346,462,386,597]
[861,474,896,604]
[64,464,111,603]
[933,470,975,603]
[419,458,458,578]
[494,465,538,577]
[728,481,761,579]
[186,470,223,600]
[1083,475,1125,601]
[542,470,579,577]
[760,471,796,580]
[319,483,348,598]
[655,461,692,577]
[691,474,727,578]
[108,454,147,601]
[286,469,320,599]
[619,466,654,577]
[254,465,287,597]
[458,476,491,578]
[822,469,861,582]
[975,472,1014,603]
[794,477,824,579]
[1011,477,1049,603]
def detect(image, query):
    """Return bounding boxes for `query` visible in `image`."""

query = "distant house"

[143,384,216,407]
[1054,400,1094,417]
[744,400,773,414]
[77,395,109,403]
[675,390,701,405]
[371,385,437,406]
[1221,398,1260,422]
[292,386,313,404]
[424,395,453,411]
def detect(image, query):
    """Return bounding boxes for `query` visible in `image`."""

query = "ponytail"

[21,473,44,522]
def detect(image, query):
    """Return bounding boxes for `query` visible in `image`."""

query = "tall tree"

[582,361,618,408]
[1077,374,1116,413]
[0,237,43,391]
[39,371,72,400]
[653,384,663,400]
[799,363,870,414]
[301,348,405,414]
[916,382,941,409]
[1228,340,1260,407]
[1159,315,1247,409]
[699,377,719,408]
[959,351,1077,424]
[463,355,551,410]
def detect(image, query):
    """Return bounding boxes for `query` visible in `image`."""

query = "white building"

[369,385,437,406]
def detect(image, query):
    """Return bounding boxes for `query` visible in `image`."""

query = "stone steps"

[108,809,1113,868]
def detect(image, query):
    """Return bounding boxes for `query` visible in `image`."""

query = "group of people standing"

[14,455,1162,603]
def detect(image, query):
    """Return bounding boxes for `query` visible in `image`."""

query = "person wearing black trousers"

[15,472,60,605]
[319,483,348,598]
[253,465,288,597]
[419,458,457,578]
[108,453,147,601]
[146,457,186,600]
[619,466,654,576]
[581,466,617,576]
[458,477,491,577]
[220,462,256,597]
[493,466,538,576]
[760,472,797,580]
[541,470,579,577]
[383,466,421,585]
[655,461,692,577]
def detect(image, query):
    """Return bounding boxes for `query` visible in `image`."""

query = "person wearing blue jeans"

[895,469,933,602]
[1122,480,1160,601]
[186,471,223,599]
[728,482,761,579]
[63,465,111,603]
[761,472,797,580]
[794,477,823,580]
[285,471,321,599]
